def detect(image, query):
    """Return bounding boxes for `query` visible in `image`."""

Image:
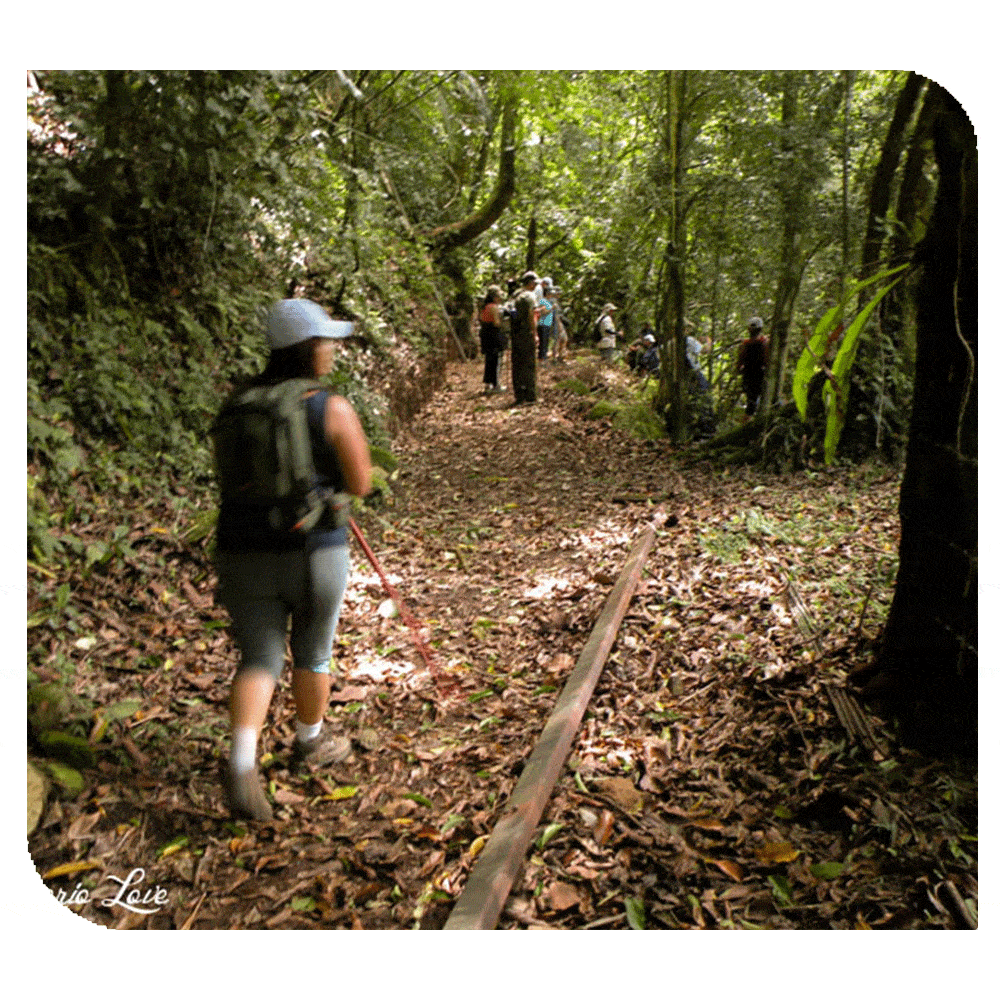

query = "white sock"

[229,726,258,774]
[295,719,323,744]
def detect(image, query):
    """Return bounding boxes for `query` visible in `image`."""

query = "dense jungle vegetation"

[24,70,977,935]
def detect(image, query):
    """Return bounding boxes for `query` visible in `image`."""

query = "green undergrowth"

[27,258,428,567]
[575,377,666,441]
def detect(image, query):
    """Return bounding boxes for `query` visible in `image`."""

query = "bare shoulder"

[324,393,360,421]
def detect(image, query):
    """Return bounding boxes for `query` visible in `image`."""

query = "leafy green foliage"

[790,265,906,462]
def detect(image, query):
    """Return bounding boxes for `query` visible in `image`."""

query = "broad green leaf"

[810,861,845,880]
[104,699,142,721]
[793,304,843,418]
[43,761,85,797]
[625,896,646,930]
[157,834,189,858]
[324,786,359,801]
[85,542,109,567]
[793,264,907,420]
[824,276,903,463]
[537,823,564,850]
[291,896,316,912]
[403,792,433,808]
[768,874,792,907]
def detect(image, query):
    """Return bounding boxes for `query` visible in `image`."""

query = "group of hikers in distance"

[477,269,771,426]
[209,292,770,822]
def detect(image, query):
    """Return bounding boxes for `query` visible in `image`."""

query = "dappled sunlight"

[348,651,415,683]
[522,574,575,602]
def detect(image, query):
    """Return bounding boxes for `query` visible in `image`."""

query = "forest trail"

[28,356,978,930]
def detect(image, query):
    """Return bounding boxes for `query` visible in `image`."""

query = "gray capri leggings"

[217,544,350,680]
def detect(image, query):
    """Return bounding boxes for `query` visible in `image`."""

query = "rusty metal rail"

[444,525,657,929]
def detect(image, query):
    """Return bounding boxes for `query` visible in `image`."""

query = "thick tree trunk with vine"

[422,95,518,255]
[859,85,977,757]
[858,73,926,286]
[842,73,927,462]
[423,92,518,356]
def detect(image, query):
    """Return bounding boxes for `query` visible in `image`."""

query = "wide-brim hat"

[267,299,354,349]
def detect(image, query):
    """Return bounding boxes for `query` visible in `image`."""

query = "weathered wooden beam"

[444,525,657,930]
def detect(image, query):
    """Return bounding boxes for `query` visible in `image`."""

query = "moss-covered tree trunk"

[762,75,806,415]
[862,84,977,756]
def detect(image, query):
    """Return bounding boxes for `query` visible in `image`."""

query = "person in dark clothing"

[511,271,539,403]
[478,285,506,393]
[736,316,769,416]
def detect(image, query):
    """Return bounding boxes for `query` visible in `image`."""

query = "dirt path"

[28,357,978,930]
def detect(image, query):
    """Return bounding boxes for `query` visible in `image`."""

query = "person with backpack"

[211,298,372,821]
[536,277,556,363]
[595,303,618,362]
[736,316,769,416]
[478,285,507,393]
[510,271,540,403]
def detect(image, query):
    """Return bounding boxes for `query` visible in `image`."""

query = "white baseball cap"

[266,299,354,349]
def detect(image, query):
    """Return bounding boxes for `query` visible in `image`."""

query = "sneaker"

[223,766,273,822]
[292,723,352,767]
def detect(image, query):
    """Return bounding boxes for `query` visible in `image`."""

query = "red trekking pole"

[349,518,453,696]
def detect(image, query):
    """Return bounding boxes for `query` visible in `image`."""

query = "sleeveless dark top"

[216,388,348,553]
[479,305,503,354]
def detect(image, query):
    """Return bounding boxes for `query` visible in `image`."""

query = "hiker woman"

[736,316,769,417]
[478,285,506,393]
[214,298,372,821]
[536,277,556,362]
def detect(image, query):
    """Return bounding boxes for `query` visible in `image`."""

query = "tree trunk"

[842,73,927,461]
[423,92,518,253]
[525,215,538,273]
[858,72,926,285]
[862,84,977,757]
[762,75,805,413]
[654,71,692,442]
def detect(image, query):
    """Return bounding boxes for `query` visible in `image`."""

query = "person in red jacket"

[736,316,769,416]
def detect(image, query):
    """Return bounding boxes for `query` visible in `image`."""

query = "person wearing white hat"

[213,299,372,821]
[596,303,618,362]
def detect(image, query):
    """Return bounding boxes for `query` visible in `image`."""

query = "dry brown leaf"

[542,880,584,912]
[754,841,800,864]
[594,809,615,846]
[330,685,369,703]
[593,776,644,814]
[687,816,727,831]
[706,857,744,881]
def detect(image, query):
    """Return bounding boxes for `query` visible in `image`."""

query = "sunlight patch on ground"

[735,579,777,600]
[522,574,576,601]
[576,735,637,772]
[571,526,632,555]
[348,652,415,682]
[349,568,403,593]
